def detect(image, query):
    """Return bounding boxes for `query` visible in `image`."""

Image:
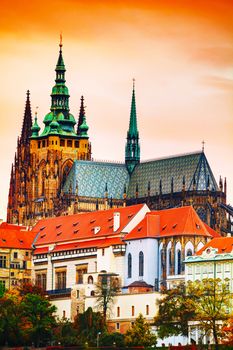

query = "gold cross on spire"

[60,32,63,48]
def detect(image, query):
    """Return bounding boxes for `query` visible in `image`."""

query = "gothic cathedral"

[7,41,231,235]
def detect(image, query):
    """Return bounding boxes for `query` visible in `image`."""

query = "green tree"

[74,307,105,346]
[155,279,231,350]
[21,293,57,347]
[95,273,120,322]
[0,283,5,298]
[187,278,231,350]
[125,313,157,347]
[54,319,79,346]
[100,332,125,347]
[0,293,24,346]
[154,283,196,338]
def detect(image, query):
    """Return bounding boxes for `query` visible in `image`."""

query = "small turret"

[147,181,151,197]
[31,110,41,137]
[219,176,223,192]
[159,179,162,196]
[182,176,186,191]
[77,96,89,138]
[224,177,227,195]
[171,177,174,194]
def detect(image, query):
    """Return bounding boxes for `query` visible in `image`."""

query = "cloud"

[201,75,233,91]
[191,46,233,68]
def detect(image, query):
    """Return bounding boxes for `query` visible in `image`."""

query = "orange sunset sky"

[0,0,233,219]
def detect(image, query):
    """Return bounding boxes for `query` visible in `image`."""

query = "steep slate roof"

[127,151,218,198]
[33,204,145,246]
[63,160,129,199]
[124,206,220,241]
[195,237,233,255]
[63,152,218,201]
[0,223,36,249]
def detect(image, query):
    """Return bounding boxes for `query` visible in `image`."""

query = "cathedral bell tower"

[7,39,92,225]
[125,80,140,174]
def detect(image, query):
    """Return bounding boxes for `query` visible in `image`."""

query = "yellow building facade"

[0,223,36,290]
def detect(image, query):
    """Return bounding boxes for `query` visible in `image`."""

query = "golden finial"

[133,78,135,89]
[59,32,63,49]
[202,140,205,152]
[35,106,39,118]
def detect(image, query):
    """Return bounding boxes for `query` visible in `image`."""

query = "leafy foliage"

[154,283,196,337]
[125,313,157,347]
[0,283,57,347]
[222,317,233,345]
[0,293,24,346]
[74,307,105,346]
[155,279,231,349]
[21,293,57,346]
[54,319,79,346]
[187,278,231,348]
[100,331,125,347]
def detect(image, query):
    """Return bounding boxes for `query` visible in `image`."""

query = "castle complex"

[7,41,231,235]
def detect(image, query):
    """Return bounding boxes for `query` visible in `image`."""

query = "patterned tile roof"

[127,151,218,198]
[63,160,129,199]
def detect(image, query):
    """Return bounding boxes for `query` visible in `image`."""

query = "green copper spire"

[128,79,138,138]
[125,80,140,174]
[50,35,70,115]
[40,38,77,138]
[31,110,41,137]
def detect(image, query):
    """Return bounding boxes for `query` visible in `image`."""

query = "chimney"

[113,212,120,232]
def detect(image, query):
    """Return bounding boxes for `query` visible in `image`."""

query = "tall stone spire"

[20,90,32,145]
[125,80,140,174]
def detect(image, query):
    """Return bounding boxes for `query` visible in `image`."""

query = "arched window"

[187,249,192,257]
[168,248,172,275]
[177,249,181,275]
[139,251,144,277]
[90,290,95,296]
[128,253,132,278]
[88,275,93,284]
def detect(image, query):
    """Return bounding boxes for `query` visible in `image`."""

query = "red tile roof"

[33,204,145,246]
[124,206,220,241]
[33,247,49,255]
[124,214,160,240]
[196,237,233,255]
[34,237,125,255]
[0,223,36,249]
